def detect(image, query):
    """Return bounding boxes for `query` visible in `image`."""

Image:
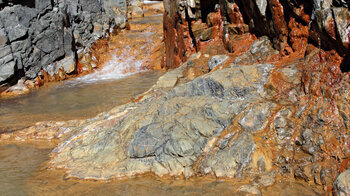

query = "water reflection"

[0,144,324,196]
[0,144,51,196]
[0,71,163,132]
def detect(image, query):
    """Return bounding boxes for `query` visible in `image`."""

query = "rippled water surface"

[0,143,324,196]
[0,71,163,132]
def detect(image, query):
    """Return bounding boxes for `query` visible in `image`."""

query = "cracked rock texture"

[0,0,122,84]
[48,62,276,179]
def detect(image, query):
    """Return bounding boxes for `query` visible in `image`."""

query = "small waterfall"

[68,47,145,86]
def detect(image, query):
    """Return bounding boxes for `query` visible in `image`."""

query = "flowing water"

[0,71,162,132]
[0,12,164,133]
[0,143,324,196]
[0,3,325,195]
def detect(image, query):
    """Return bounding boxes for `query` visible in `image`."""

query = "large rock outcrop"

[159,0,349,192]
[0,0,121,85]
[163,0,350,70]
[2,50,348,191]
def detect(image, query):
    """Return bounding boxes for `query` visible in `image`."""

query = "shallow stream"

[0,71,162,132]
[0,143,324,196]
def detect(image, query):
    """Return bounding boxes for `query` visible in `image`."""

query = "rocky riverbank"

[0,0,128,97]
[0,0,349,195]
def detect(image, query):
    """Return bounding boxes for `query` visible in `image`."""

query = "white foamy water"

[78,51,142,83]
[144,1,162,4]
[63,46,146,87]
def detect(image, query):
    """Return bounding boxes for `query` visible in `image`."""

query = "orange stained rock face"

[295,4,311,24]
[325,19,337,40]
[303,49,343,93]
[225,33,257,55]
[339,158,350,173]
[288,18,309,55]
[207,9,224,41]
[163,12,183,69]
[267,70,295,98]
[228,3,245,26]
[269,0,289,42]
[90,39,112,67]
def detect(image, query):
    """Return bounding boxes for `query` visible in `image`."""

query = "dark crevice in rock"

[332,0,350,9]
[232,0,251,28]
[0,66,24,86]
[340,54,350,73]
[199,0,217,22]
[185,9,198,52]
[5,0,35,8]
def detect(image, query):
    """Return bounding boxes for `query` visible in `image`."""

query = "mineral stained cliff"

[0,0,349,195]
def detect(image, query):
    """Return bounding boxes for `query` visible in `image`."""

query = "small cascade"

[0,11,164,132]
[65,48,145,86]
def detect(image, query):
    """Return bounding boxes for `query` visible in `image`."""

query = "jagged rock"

[192,21,206,38]
[0,45,11,59]
[235,36,278,64]
[333,7,350,49]
[35,0,53,13]
[43,55,76,77]
[200,28,212,41]
[43,62,276,180]
[163,0,350,68]
[0,28,7,46]
[0,60,15,82]
[0,53,13,66]
[0,0,122,85]
[256,0,268,16]
[10,39,31,53]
